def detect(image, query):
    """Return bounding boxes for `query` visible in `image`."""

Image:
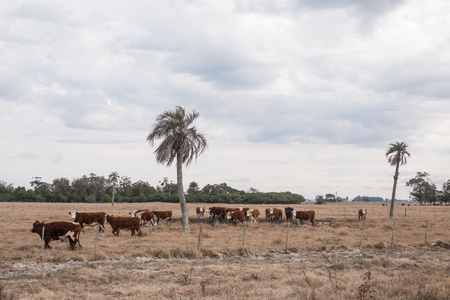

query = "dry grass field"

[0,202,449,299]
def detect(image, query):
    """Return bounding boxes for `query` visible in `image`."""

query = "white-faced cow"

[250,208,260,223]
[130,209,152,225]
[135,210,156,226]
[358,209,367,220]
[226,210,251,225]
[69,211,106,233]
[295,210,315,226]
[106,215,141,236]
[31,221,82,250]
[196,207,209,220]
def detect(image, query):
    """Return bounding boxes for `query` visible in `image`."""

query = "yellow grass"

[0,202,449,299]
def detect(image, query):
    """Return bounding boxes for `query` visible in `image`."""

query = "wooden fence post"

[40,226,45,256]
[94,225,99,258]
[149,224,153,249]
[359,219,365,248]
[285,222,291,252]
[198,223,203,251]
[425,220,429,244]
[404,208,407,217]
[324,222,329,248]
[391,221,396,248]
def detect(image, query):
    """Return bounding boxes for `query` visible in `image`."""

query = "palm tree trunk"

[111,184,115,207]
[389,161,400,219]
[177,153,190,233]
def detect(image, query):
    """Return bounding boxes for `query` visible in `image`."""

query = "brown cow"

[31,221,82,250]
[224,207,240,222]
[106,215,141,236]
[196,207,209,220]
[136,210,156,226]
[266,208,283,222]
[130,209,152,225]
[209,207,226,221]
[152,210,173,225]
[295,210,315,226]
[250,208,260,223]
[69,211,106,233]
[358,209,367,220]
[226,210,250,225]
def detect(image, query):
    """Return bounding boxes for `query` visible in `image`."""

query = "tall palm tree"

[386,142,410,219]
[108,171,119,207]
[147,106,208,233]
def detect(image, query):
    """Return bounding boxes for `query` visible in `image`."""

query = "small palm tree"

[108,171,119,206]
[386,142,410,219]
[147,106,208,233]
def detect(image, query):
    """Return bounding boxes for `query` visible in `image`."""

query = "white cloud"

[0,0,449,200]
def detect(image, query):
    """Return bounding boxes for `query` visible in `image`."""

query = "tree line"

[406,172,450,205]
[0,174,305,205]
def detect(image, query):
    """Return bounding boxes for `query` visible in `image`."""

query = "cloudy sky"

[1,0,449,200]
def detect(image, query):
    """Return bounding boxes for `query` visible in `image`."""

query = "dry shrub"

[272,238,283,245]
[337,229,350,236]
[201,249,219,258]
[170,247,201,258]
[373,242,386,249]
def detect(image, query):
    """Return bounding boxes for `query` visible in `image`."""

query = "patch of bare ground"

[0,202,449,299]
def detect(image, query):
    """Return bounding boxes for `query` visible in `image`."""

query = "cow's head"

[269,208,273,215]
[135,212,143,220]
[226,212,232,220]
[362,209,366,215]
[245,209,252,217]
[198,207,204,212]
[129,210,137,217]
[69,211,77,219]
[31,221,43,233]
[204,208,210,214]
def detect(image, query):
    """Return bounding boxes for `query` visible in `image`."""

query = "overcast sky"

[1,0,449,200]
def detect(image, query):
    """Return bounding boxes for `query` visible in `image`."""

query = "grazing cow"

[106,215,141,236]
[250,209,260,223]
[285,207,294,223]
[152,210,173,225]
[209,207,227,221]
[358,209,367,220]
[226,210,250,225]
[295,210,315,226]
[136,210,156,226]
[224,207,240,223]
[69,211,106,233]
[31,221,82,250]
[196,207,209,220]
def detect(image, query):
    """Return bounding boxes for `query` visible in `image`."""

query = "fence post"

[40,226,45,256]
[285,222,291,252]
[94,225,99,258]
[12,203,15,212]
[391,221,396,248]
[243,223,247,247]
[425,220,429,244]
[404,208,406,217]
[324,222,329,248]
[149,224,153,249]
[197,223,203,251]
[96,204,98,212]
[359,219,365,248]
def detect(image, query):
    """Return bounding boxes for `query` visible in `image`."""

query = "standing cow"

[69,211,106,233]
[285,207,294,223]
[31,221,82,250]
[250,209,260,223]
[196,207,209,220]
[106,215,141,236]
[226,210,251,225]
[358,209,367,220]
[295,210,315,226]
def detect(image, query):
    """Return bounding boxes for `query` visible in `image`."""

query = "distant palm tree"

[108,171,119,207]
[386,142,410,219]
[147,106,208,233]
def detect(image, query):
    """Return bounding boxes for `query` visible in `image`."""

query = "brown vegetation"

[0,202,449,299]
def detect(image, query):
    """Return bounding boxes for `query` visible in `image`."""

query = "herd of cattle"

[31,206,368,250]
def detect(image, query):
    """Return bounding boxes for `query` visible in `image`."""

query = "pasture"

[0,202,449,299]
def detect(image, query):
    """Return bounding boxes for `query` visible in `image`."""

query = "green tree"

[108,171,119,206]
[441,179,450,205]
[386,142,410,219]
[147,106,208,233]
[406,172,436,205]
